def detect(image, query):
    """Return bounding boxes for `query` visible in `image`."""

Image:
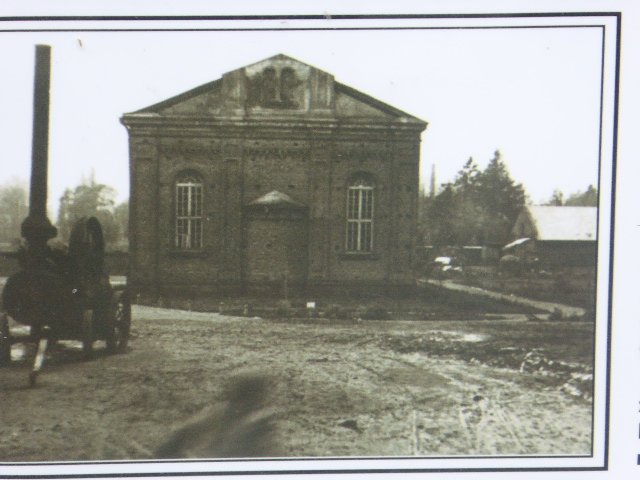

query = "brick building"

[121,54,427,296]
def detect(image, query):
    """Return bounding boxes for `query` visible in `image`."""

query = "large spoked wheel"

[0,313,11,366]
[106,290,131,354]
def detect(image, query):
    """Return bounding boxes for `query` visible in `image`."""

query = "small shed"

[508,206,597,267]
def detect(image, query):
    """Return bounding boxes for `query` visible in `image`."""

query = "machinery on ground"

[0,45,131,386]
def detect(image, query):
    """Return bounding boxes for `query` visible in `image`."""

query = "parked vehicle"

[429,256,463,276]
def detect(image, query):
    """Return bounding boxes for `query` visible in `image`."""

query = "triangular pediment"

[334,82,421,122]
[126,54,425,126]
[138,79,223,115]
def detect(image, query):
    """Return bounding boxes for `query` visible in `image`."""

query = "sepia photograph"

[0,5,625,478]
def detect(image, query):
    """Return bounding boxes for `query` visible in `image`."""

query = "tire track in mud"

[382,351,592,455]
[208,319,592,456]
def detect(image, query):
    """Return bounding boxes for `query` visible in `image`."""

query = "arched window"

[346,177,374,252]
[175,172,203,249]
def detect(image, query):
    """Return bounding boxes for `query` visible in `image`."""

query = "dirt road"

[0,306,592,461]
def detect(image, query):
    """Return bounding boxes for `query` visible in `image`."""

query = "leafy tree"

[452,157,481,193]
[449,157,484,245]
[417,186,431,244]
[56,179,120,247]
[565,184,598,206]
[0,179,28,248]
[419,150,527,247]
[113,200,129,249]
[423,184,458,246]
[545,189,564,206]
[474,150,526,243]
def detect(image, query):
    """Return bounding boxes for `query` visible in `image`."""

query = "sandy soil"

[0,306,592,461]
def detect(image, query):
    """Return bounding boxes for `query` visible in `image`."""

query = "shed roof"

[527,206,597,241]
[503,237,532,250]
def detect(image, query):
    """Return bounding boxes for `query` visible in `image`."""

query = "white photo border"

[0,11,619,477]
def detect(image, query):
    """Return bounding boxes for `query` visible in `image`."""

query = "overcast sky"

[0,25,603,213]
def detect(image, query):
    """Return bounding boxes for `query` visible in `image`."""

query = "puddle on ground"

[460,333,486,342]
[413,330,489,343]
[382,365,450,388]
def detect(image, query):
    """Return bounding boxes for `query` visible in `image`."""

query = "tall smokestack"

[21,45,57,245]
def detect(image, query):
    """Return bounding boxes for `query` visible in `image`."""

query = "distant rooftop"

[528,206,597,241]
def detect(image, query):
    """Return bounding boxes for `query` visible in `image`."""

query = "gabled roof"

[125,53,426,126]
[527,206,597,241]
[333,82,424,123]
[133,78,222,114]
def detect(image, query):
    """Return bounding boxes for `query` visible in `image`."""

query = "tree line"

[419,151,598,247]
[544,185,598,207]
[0,178,128,250]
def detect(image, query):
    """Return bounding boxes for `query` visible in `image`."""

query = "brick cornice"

[121,115,425,142]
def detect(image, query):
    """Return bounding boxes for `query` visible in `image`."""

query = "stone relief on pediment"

[246,66,304,110]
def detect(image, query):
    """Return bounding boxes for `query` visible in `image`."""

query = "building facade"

[121,54,427,296]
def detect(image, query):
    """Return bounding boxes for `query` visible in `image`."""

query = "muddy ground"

[0,306,593,462]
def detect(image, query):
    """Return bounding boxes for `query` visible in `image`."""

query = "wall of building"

[536,241,597,268]
[127,125,420,295]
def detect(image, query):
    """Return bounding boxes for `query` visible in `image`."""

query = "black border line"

[603,8,622,473]
[0,11,620,478]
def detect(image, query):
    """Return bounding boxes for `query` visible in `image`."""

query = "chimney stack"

[21,45,57,247]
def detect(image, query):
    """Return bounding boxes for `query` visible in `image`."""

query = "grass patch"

[135,283,541,320]
[456,267,596,309]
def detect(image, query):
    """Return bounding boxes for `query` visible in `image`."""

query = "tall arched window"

[175,172,203,249]
[346,177,374,252]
